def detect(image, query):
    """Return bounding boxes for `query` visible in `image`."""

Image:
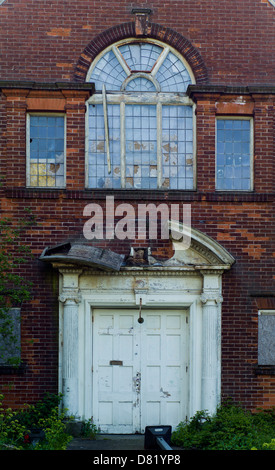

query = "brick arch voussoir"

[74,21,208,84]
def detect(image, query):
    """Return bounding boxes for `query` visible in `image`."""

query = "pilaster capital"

[201,291,223,305]
[59,288,82,305]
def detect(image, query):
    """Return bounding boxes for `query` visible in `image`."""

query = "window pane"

[90,50,127,92]
[162,106,193,189]
[88,104,121,189]
[155,52,192,92]
[88,43,192,93]
[125,77,156,92]
[125,105,157,189]
[118,43,163,72]
[29,115,65,188]
[216,119,251,191]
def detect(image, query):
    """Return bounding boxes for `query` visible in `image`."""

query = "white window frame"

[215,116,254,192]
[26,112,66,189]
[85,39,197,190]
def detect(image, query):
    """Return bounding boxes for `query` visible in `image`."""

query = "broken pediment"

[163,241,211,266]
[40,243,125,271]
[164,220,235,268]
[40,222,235,273]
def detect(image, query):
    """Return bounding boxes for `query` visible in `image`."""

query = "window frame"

[26,112,67,189]
[85,39,197,191]
[85,38,196,89]
[215,116,254,192]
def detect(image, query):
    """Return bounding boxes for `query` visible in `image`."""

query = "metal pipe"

[156,437,173,451]
[102,84,111,174]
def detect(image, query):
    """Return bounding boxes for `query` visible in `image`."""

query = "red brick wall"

[0,0,275,85]
[0,0,275,412]
[0,188,274,410]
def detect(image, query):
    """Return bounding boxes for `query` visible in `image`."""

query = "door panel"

[93,311,139,433]
[92,309,189,434]
[140,311,189,432]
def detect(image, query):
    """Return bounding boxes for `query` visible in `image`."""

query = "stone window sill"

[254,365,275,376]
[0,363,26,375]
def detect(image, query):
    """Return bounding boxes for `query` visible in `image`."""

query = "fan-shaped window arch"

[86,39,196,190]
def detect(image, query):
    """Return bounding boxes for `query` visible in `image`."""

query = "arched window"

[86,39,195,190]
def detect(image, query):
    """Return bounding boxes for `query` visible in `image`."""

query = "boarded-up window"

[0,308,21,365]
[258,311,275,365]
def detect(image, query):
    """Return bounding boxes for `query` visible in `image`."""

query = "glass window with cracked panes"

[216,118,253,191]
[86,40,195,190]
[27,114,65,188]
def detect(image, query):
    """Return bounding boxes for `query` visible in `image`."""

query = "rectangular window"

[258,310,275,366]
[216,118,253,191]
[27,114,66,188]
[87,98,194,190]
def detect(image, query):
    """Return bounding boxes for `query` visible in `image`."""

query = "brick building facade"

[0,0,274,432]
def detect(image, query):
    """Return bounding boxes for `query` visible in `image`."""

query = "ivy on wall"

[0,202,36,366]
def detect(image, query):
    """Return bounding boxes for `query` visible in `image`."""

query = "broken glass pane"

[125,104,157,189]
[88,104,121,189]
[29,115,65,187]
[162,105,193,189]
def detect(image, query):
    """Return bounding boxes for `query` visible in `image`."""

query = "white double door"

[92,309,189,434]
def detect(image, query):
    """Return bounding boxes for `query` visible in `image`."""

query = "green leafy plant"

[263,439,275,450]
[35,407,73,450]
[0,393,73,450]
[13,393,63,429]
[172,401,275,450]
[0,394,27,450]
[0,207,36,365]
[81,418,99,439]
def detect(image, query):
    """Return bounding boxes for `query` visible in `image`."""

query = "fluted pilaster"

[59,269,82,417]
[200,271,223,414]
